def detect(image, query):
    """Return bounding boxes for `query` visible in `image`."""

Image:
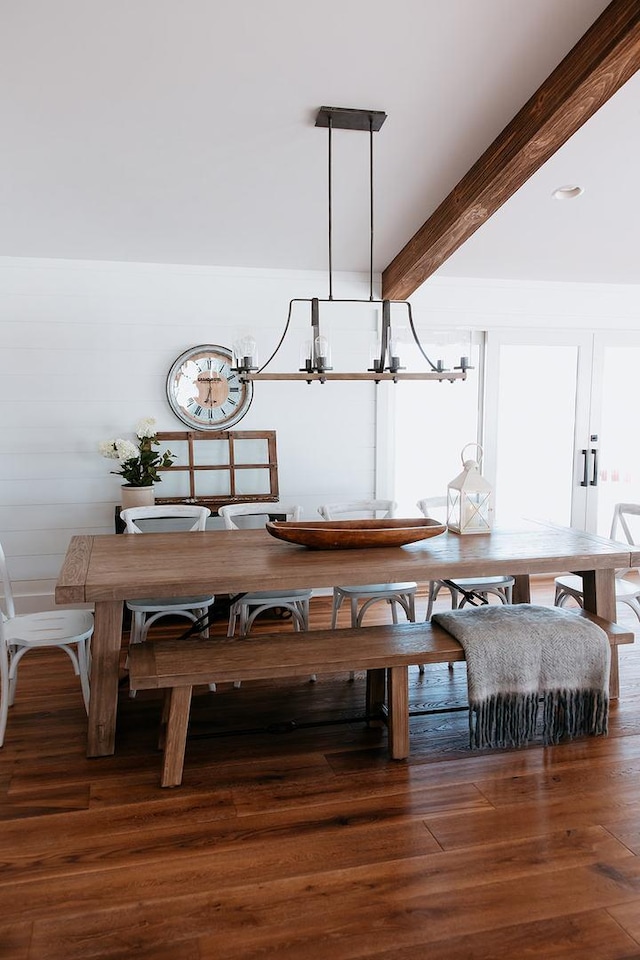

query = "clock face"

[166,344,253,430]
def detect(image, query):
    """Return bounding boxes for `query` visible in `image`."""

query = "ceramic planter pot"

[120,485,155,509]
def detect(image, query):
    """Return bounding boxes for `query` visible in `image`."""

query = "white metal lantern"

[447,443,493,535]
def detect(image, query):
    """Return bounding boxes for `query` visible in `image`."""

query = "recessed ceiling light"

[552,185,584,200]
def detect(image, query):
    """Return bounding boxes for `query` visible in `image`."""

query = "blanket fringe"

[470,688,609,749]
[542,688,609,744]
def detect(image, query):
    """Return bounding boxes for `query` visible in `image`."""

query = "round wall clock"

[166,344,253,430]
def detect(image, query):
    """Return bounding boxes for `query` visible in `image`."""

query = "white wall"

[0,257,383,610]
[2,256,640,611]
[409,276,640,331]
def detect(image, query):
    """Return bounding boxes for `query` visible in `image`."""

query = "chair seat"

[5,609,94,647]
[555,573,640,625]
[126,595,214,612]
[238,589,312,603]
[2,608,93,747]
[228,589,311,639]
[331,582,417,635]
[446,576,514,590]
[334,582,417,598]
[555,575,640,600]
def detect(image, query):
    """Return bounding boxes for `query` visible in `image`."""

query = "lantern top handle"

[460,442,483,467]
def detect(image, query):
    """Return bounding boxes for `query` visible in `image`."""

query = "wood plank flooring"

[3,581,640,959]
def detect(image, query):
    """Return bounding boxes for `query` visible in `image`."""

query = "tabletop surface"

[55,522,633,605]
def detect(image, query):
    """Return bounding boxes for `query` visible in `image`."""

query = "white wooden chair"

[120,506,216,645]
[417,497,515,617]
[554,502,640,621]
[219,503,312,638]
[417,496,514,673]
[1,541,93,747]
[318,500,417,631]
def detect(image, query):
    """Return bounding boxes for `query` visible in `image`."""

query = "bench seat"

[128,611,634,787]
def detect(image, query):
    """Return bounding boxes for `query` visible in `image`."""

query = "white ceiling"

[2,0,635,285]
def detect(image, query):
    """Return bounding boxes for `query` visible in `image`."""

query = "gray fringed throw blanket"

[431,605,610,749]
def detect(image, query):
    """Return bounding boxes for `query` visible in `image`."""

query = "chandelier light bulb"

[232,335,258,373]
[314,335,331,370]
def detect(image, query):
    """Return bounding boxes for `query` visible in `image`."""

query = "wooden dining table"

[55,521,633,757]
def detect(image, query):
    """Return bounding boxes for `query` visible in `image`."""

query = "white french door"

[589,332,640,537]
[484,329,640,536]
[384,334,485,515]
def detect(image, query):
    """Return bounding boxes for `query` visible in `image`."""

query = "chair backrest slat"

[219,503,302,530]
[610,503,640,577]
[318,499,396,521]
[416,497,447,520]
[0,541,16,620]
[120,505,211,534]
[611,503,640,545]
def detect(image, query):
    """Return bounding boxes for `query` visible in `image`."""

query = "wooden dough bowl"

[265,518,446,550]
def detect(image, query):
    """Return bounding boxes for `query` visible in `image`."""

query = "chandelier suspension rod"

[327,112,376,303]
[327,116,333,301]
[369,116,374,302]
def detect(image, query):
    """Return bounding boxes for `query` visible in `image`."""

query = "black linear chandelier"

[232,106,469,385]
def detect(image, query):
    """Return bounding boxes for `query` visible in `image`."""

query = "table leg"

[87,600,124,757]
[162,687,193,788]
[387,665,409,760]
[512,574,531,604]
[365,668,386,726]
[581,567,619,699]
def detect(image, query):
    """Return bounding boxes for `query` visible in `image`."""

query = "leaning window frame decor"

[153,430,279,511]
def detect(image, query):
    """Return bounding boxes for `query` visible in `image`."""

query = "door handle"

[589,448,598,486]
[580,449,589,487]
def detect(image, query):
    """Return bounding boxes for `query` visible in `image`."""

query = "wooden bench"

[128,611,634,787]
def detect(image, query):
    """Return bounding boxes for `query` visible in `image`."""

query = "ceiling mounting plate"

[315,106,387,132]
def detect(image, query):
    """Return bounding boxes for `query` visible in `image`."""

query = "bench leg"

[609,646,620,701]
[366,668,386,727]
[161,687,193,788]
[387,665,409,760]
[582,568,620,700]
[158,690,171,750]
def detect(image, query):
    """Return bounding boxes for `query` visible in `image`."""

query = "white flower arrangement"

[100,417,175,487]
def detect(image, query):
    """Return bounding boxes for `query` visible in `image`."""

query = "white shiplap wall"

[0,257,383,610]
[2,256,640,611]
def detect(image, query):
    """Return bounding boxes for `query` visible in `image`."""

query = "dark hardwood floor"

[3,580,640,959]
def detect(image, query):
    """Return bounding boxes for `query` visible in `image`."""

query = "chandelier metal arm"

[378,299,390,372]
[255,299,295,374]
[405,301,439,373]
[239,296,457,381]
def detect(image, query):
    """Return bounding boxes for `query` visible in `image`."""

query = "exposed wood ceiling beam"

[382,0,640,301]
